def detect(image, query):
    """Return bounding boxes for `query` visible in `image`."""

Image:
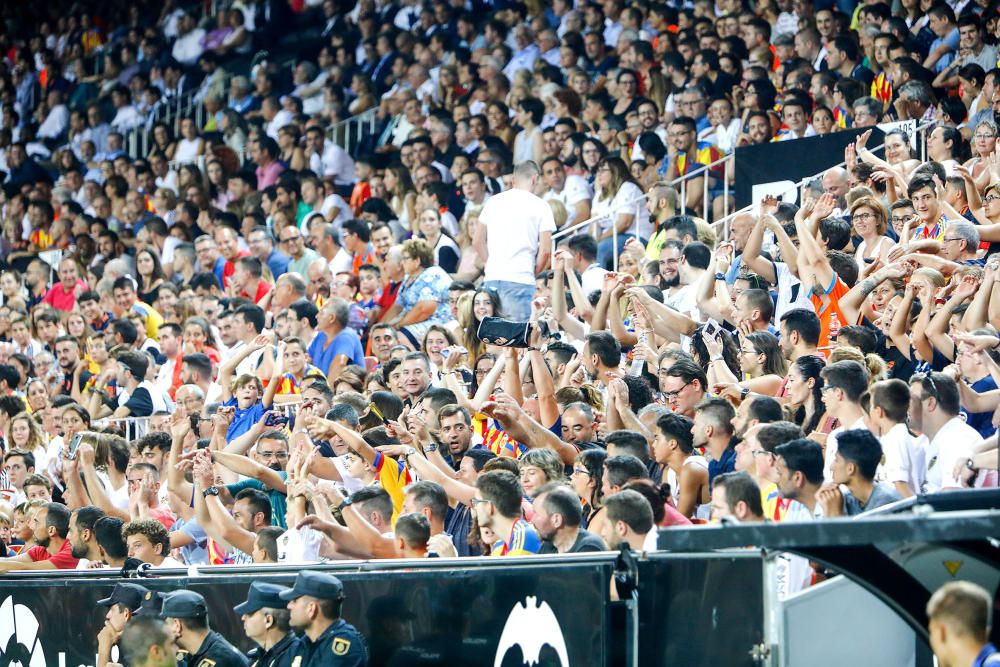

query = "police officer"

[235,582,298,667]
[97,582,150,667]
[279,572,367,667]
[160,590,249,667]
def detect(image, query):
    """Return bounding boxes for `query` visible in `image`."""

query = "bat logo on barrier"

[0,596,44,667]
[493,596,569,667]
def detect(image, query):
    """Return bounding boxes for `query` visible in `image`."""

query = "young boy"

[867,378,927,497]
[218,334,281,442]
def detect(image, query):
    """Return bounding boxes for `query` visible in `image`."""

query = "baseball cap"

[159,590,208,619]
[97,583,149,611]
[234,582,289,615]
[277,571,345,602]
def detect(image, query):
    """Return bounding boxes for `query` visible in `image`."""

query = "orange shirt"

[809,274,851,351]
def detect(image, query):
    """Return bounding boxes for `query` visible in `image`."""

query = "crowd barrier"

[91,416,152,441]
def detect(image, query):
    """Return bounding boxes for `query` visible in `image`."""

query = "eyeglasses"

[258,451,289,460]
[280,236,301,244]
[986,196,1000,203]
[820,385,840,393]
[739,347,758,355]
[470,497,490,507]
[975,133,997,140]
[851,213,875,222]
[890,215,916,223]
[750,449,773,458]
[942,237,964,244]
[571,467,591,476]
[662,380,692,399]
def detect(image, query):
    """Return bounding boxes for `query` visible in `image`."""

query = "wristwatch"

[714,272,726,281]
[202,486,220,498]
[404,447,418,459]
[740,387,750,400]
[966,458,978,471]
[425,443,439,453]
[337,498,353,512]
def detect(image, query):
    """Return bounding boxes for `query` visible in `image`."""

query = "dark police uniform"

[278,572,367,667]
[182,630,252,667]
[235,582,299,667]
[160,590,250,667]
[247,632,298,667]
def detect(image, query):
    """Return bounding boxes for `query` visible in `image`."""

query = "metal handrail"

[550,151,733,266]
[552,121,933,269]
[326,107,378,155]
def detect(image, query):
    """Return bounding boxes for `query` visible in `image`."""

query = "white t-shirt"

[925,417,978,492]
[319,194,352,229]
[544,175,593,226]
[773,261,813,321]
[878,423,927,494]
[824,416,868,483]
[481,188,556,285]
[591,182,651,240]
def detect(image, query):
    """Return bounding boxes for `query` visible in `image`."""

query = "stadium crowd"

[0,0,998,629]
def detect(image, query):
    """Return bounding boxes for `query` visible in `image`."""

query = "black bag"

[476,317,532,348]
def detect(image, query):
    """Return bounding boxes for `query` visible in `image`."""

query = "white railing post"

[702,169,709,221]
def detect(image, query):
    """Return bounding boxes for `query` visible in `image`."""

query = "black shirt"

[182,631,250,667]
[248,633,298,667]
[539,528,608,554]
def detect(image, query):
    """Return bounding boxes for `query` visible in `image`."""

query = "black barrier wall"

[0,559,614,667]
[637,553,765,667]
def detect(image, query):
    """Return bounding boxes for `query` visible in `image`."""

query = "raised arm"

[490,395,579,465]
[77,443,129,520]
[742,213,778,284]
[219,333,272,402]
[212,450,287,493]
[192,451,256,554]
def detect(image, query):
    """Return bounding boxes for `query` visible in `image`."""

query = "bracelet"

[710,355,724,362]
[714,272,726,281]
[425,443,438,453]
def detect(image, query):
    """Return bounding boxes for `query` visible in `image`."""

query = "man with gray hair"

[475,161,555,320]
[308,297,365,376]
[852,96,882,127]
[940,220,982,266]
[896,80,936,121]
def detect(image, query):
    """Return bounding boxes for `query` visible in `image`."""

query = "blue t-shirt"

[963,375,998,439]
[308,328,366,375]
[225,397,266,442]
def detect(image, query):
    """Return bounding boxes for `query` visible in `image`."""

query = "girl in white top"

[172,117,204,165]
[591,157,652,241]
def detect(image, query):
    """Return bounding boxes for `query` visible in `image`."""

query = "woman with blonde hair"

[7,412,50,471]
[829,345,887,388]
[456,205,485,282]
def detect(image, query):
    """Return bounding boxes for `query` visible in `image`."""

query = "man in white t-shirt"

[475,161,555,320]
[909,373,977,493]
[541,156,592,226]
